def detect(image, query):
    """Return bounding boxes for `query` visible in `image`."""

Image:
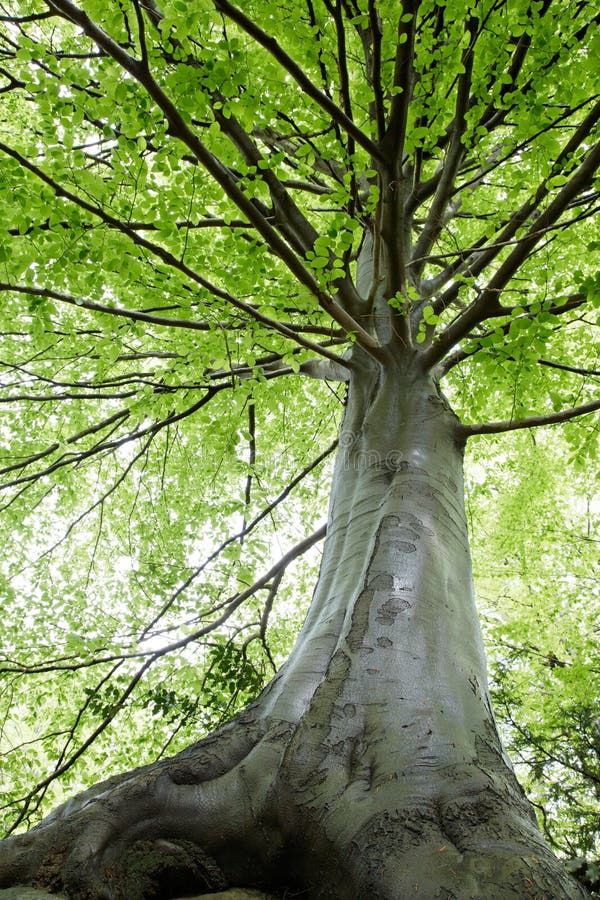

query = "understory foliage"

[0,0,598,875]
[467,432,599,861]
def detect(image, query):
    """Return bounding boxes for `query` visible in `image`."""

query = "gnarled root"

[0,714,285,899]
[0,709,590,900]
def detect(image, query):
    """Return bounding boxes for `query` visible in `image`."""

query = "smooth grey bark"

[0,352,589,899]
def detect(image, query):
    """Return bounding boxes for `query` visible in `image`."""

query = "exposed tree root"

[0,701,590,899]
[0,711,282,898]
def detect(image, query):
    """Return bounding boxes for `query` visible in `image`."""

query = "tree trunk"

[0,353,588,899]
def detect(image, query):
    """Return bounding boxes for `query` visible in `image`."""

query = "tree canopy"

[0,0,599,887]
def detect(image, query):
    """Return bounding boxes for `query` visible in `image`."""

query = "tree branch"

[422,133,600,367]
[367,0,385,141]
[0,151,351,364]
[141,444,336,635]
[212,0,384,164]
[41,0,381,354]
[422,92,600,317]
[461,398,600,438]
[0,408,130,478]
[409,15,476,282]
[381,1,418,166]
[538,358,600,378]
[0,392,215,490]
[438,292,588,374]
[0,440,336,683]
[3,656,152,835]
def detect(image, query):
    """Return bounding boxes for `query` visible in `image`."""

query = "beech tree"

[0,0,599,896]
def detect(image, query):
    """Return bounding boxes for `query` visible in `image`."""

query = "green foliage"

[468,431,600,858]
